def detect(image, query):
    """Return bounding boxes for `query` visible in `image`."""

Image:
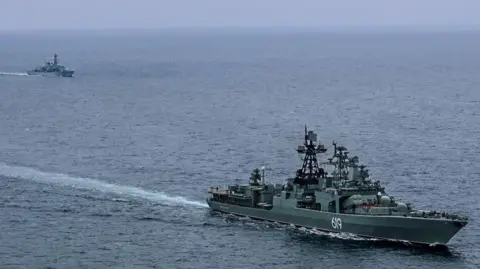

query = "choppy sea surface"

[0,30,479,269]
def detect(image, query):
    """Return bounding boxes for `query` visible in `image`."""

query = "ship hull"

[207,200,466,246]
[27,70,75,77]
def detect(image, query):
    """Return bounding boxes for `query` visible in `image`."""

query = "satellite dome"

[380,196,391,205]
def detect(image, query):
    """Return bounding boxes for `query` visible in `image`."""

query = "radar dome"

[397,202,408,211]
[380,195,391,205]
[341,194,365,209]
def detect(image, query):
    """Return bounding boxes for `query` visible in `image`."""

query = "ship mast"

[295,125,327,185]
[331,143,347,179]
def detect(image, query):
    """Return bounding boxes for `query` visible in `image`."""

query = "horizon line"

[0,25,480,35]
[2,25,480,33]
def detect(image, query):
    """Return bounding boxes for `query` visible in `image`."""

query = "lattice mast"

[295,125,327,185]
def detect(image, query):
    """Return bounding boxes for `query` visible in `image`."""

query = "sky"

[1,0,479,31]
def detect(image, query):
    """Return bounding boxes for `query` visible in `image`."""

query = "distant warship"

[207,126,468,246]
[27,54,75,77]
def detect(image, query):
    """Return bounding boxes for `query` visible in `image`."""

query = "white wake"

[0,72,29,76]
[0,163,208,208]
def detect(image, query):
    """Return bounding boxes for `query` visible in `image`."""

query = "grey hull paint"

[27,70,75,77]
[207,200,466,245]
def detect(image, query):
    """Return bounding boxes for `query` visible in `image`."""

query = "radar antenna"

[330,141,350,181]
[295,125,327,185]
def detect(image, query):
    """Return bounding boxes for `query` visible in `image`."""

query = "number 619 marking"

[331,217,342,229]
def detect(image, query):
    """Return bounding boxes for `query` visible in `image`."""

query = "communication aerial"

[294,125,328,185]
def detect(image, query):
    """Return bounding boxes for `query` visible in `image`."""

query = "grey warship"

[207,126,468,246]
[27,54,75,77]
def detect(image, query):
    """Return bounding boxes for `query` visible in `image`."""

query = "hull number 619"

[331,217,342,229]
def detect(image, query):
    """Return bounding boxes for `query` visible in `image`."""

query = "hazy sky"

[1,0,479,30]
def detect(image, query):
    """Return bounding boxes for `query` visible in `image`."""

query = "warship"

[27,54,75,77]
[207,126,469,246]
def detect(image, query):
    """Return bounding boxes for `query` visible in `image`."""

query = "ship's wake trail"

[0,163,208,208]
[0,72,29,76]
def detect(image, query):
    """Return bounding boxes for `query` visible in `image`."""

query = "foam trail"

[0,72,29,76]
[0,163,208,208]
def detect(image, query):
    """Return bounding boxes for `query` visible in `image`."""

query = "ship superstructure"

[27,54,75,77]
[207,126,468,245]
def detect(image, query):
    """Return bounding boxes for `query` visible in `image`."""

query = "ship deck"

[208,187,229,195]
